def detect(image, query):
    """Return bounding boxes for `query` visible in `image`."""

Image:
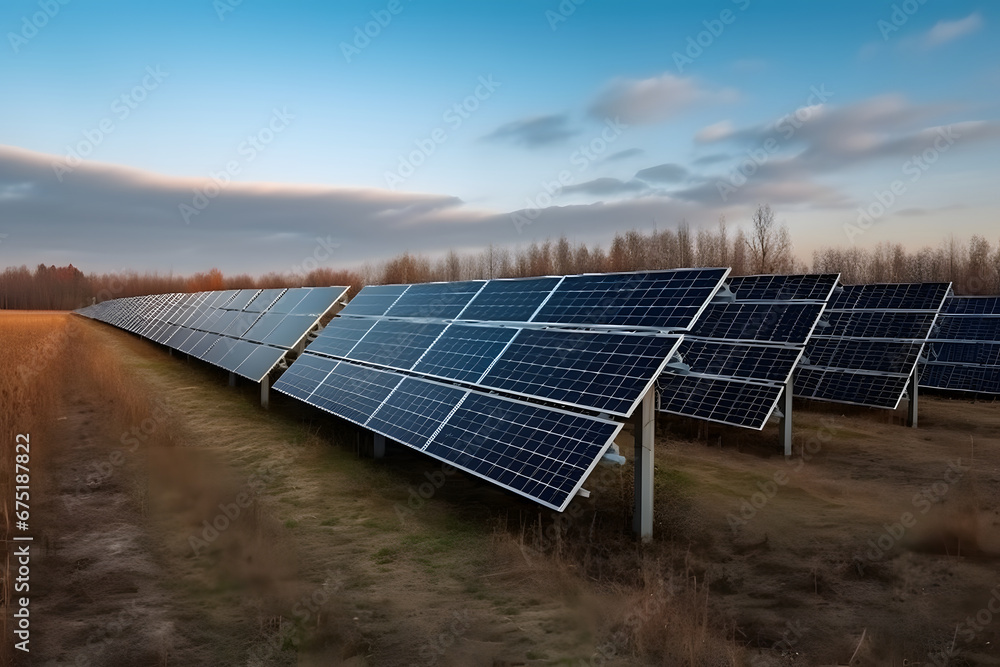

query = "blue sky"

[1,0,998,273]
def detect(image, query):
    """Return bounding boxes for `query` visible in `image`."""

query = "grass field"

[3,311,1000,665]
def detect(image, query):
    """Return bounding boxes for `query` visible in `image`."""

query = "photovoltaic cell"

[307,317,379,358]
[412,324,518,384]
[272,353,338,401]
[235,345,290,383]
[679,340,801,383]
[803,339,924,374]
[367,378,468,445]
[384,281,485,319]
[480,329,682,416]
[336,284,407,317]
[287,286,348,316]
[925,341,1000,366]
[424,391,620,511]
[689,302,824,344]
[932,317,1000,342]
[459,277,562,322]
[223,289,261,311]
[920,364,1000,394]
[531,269,728,329]
[307,363,403,426]
[795,368,910,409]
[658,375,784,429]
[725,274,840,301]
[943,297,1000,316]
[347,320,448,370]
[822,311,938,339]
[828,283,950,311]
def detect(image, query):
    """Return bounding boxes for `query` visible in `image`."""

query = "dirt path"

[29,317,622,666]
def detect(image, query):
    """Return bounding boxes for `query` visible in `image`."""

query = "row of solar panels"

[76,287,348,382]
[76,272,1000,513]
[922,296,1000,394]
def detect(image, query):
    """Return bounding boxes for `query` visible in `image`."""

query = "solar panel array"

[75,287,348,382]
[794,283,952,409]
[921,296,1000,394]
[658,274,840,429]
[276,269,730,510]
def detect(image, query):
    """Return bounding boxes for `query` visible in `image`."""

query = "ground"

[4,311,1000,666]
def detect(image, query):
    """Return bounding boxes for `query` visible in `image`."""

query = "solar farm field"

[6,309,999,666]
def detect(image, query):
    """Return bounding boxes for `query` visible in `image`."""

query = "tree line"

[2,205,998,310]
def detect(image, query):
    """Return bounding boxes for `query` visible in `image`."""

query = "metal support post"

[373,433,386,459]
[260,375,270,410]
[780,376,793,457]
[908,367,919,428]
[228,372,237,387]
[632,388,655,542]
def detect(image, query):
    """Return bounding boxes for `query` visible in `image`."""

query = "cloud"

[602,148,645,162]
[0,146,723,273]
[670,95,1000,208]
[482,114,579,148]
[924,12,983,48]
[559,177,648,197]
[588,73,736,124]
[635,163,688,183]
[695,120,734,143]
[692,153,731,166]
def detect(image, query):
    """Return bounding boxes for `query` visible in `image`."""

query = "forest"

[2,206,998,310]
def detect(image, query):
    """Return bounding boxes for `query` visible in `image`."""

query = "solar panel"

[423,391,620,511]
[679,340,801,383]
[942,296,1000,316]
[308,362,404,426]
[75,286,349,383]
[689,302,824,344]
[795,368,911,409]
[725,274,840,301]
[459,277,562,322]
[478,329,682,416]
[384,281,485,319]
[829,283,950,311]
[657,273,838,430]
[531,268,729,329]
[657,375,785,429]
[347,320,449,370]
[366,378,469,445]
[337,284,408,317]
[412,324,518,384]
[919,296,1000,394]
[821,311,938,339]
[796,282,951,408]
[920,364,1000,394]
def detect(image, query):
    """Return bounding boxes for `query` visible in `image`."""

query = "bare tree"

[745,204,791,273]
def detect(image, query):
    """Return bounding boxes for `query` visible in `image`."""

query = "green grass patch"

[371,547,399,565]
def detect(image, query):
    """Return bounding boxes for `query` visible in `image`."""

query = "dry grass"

[0,311,72,666]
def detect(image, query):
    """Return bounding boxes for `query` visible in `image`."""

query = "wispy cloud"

[588,73,737,125]
[559,177,648,197]
[635,163,688,183]
[482,114,579,148]
[695,120,734,143]
[923,12,983,48]
[602,148,645,162]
